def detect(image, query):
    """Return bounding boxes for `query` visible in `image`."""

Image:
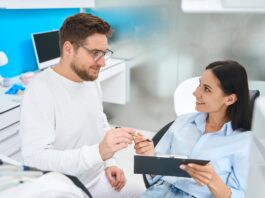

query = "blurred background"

[93,0,265,131]
[1,0,265,132]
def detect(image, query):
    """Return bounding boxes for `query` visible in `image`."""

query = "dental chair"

[143,77,260,188]
[0,155,92,198]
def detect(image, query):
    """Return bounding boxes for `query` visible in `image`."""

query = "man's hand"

[99,127,135,161]
[105,166,126,192]
[134,133,155,156]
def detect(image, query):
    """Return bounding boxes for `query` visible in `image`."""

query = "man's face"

[70,33,108,81]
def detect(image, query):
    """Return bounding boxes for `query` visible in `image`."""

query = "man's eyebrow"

[90,48,107,52]
[81,45,106,51]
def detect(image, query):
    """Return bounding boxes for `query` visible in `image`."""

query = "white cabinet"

[0,0,95,9]
[0,89,21,161]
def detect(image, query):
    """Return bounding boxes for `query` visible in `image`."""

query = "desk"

[0,58,129,161]
[100,58,129,104]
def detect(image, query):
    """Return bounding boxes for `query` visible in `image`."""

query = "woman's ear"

[225,93,238,106]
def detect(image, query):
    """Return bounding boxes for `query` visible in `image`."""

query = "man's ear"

[225,93,237,106]
[63,41,74,57]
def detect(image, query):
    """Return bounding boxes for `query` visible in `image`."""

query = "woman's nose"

[193,86,199,97]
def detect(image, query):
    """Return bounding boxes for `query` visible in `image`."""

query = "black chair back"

[249,90,260,122]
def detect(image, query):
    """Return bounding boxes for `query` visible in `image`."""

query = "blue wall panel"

[0,7,163,78]
[0,9,79,77]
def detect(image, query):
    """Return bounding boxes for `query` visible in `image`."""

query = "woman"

[134,61,253,198]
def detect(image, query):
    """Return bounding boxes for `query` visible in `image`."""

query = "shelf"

[0,0,95,9]
[95,0,174,8]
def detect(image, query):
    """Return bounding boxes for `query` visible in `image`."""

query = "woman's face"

[193,69,233,114]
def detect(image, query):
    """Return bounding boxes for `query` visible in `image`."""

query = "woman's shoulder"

[175,112,203,121]
[230,129,253,145]
[170,112,202,128]
[233,129,253,137]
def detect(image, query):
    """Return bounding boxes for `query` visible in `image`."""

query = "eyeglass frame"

[75,43,113,62]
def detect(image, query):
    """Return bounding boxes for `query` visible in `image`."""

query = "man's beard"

[70,62,98,81]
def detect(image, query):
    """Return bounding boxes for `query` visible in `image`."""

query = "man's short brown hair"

[59,13,112,54]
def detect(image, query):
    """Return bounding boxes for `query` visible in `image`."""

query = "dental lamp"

[0,51,8,86]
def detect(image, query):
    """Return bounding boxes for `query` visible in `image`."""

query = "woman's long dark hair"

[206,61,251,131]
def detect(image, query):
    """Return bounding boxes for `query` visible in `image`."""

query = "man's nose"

[96,56,106,67]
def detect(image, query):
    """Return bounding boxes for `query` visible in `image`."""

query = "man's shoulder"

[32,68,50,81]
[24,69,52,96]
[30,69,53,86]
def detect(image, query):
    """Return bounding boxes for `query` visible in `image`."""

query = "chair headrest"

[249,89,260,119]
[174,77,199,116]
[249,90,260,104]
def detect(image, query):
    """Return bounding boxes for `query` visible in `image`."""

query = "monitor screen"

[246,96,265,197]
[32,30,60,70]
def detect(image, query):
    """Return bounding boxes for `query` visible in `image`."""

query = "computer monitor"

[246,96,265,198]
[32,30,60,70]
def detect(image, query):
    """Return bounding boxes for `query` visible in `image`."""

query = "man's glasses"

[77,43,113,62]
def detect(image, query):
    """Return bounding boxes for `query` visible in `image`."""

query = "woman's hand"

[134,133,155,156]
[180,163,232,198]
[180,163,215,186]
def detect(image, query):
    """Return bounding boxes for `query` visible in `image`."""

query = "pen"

[115,127,152,142]
[133,132,152,142]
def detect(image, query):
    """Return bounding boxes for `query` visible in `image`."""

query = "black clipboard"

[134,155,210,178]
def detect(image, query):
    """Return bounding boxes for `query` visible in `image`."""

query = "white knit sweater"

[20,68,116,188]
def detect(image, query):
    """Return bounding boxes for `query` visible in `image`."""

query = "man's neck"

[53,60,82,83]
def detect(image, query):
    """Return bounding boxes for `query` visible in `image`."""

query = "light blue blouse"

[147,112,252,198]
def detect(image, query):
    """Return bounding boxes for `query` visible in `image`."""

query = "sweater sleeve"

[20,81,103,176]
[101,111,118,168]
[96,81,118,168]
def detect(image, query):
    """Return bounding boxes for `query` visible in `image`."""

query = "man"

[20,13,144,197]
